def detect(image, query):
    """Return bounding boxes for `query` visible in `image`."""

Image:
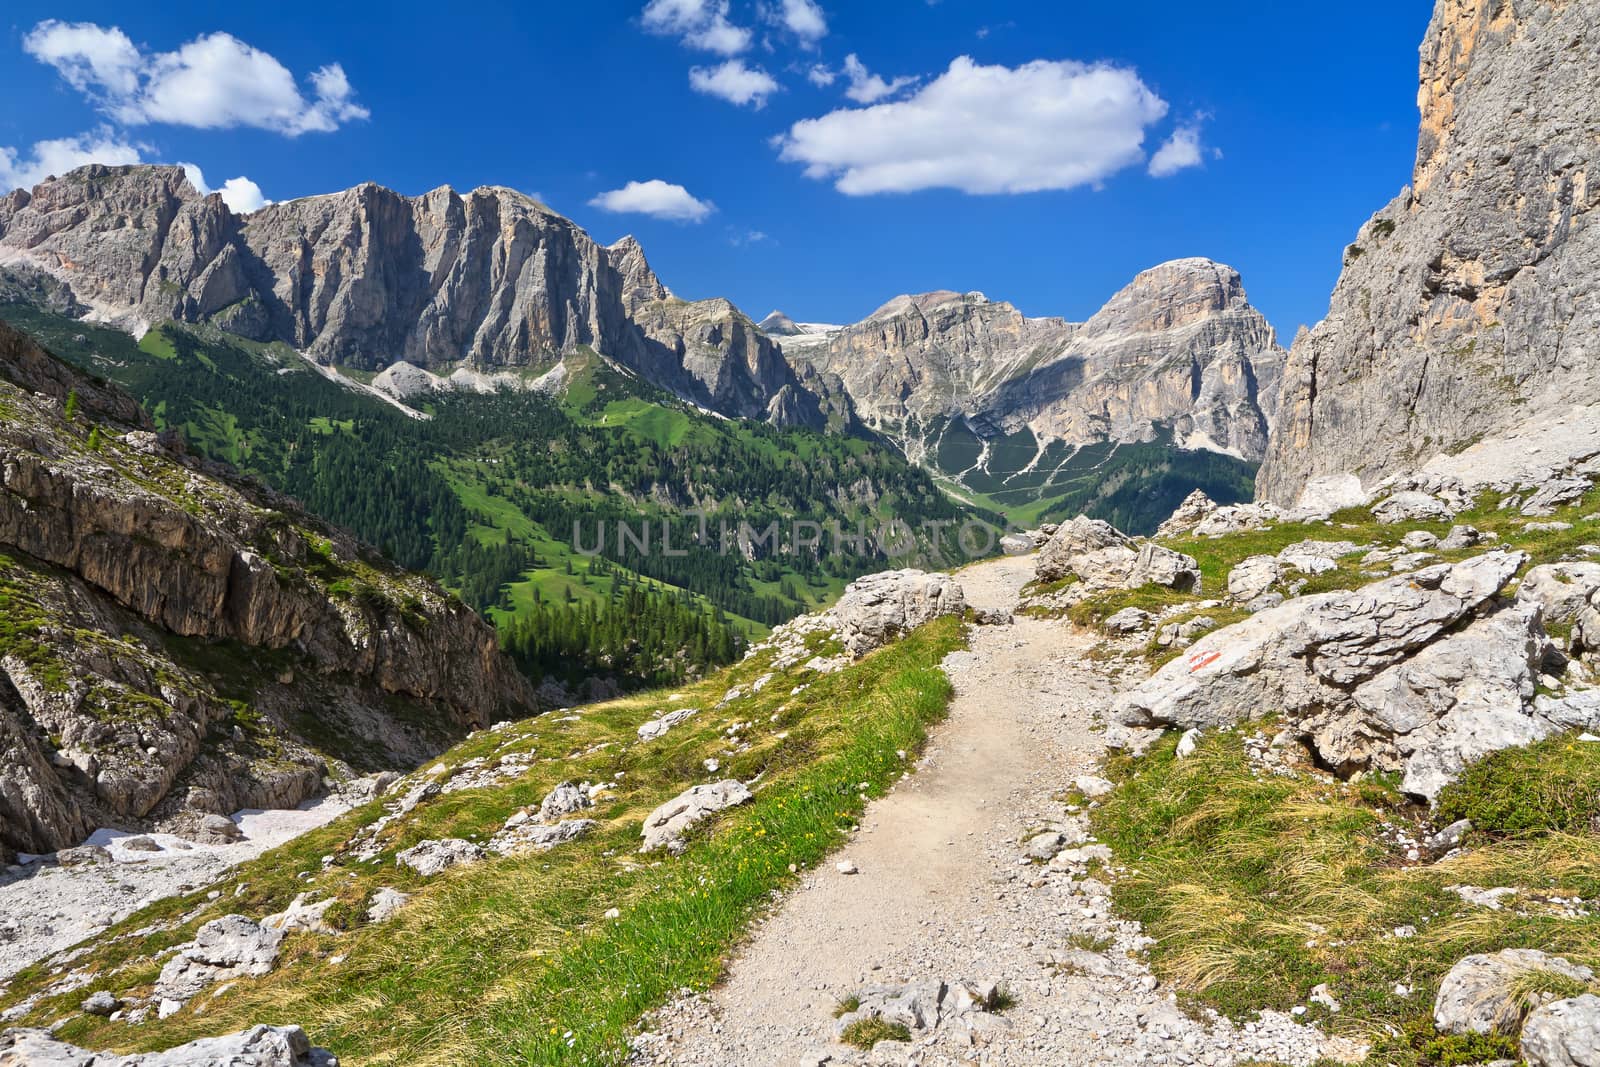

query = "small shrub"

[830,995,860,1018]
[1436,734,1600,836]
[1065,932,1114,952]
[1379,1016,1519,1067]
[838,1017,911,1049]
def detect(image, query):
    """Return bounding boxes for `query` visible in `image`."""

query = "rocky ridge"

[0,319,533,859]
[778,258,1285,465]
[1259,0,1600,505]
[0,167,819,427]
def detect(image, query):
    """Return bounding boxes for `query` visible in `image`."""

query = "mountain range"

[0,164,1283,524]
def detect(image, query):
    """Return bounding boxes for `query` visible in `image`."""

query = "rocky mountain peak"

[608,235,671,314]
[757,310,802,335]
[1082,258,1248,336]
[783,258,1285,471]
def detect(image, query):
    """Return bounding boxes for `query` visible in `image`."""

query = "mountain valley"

[6,1,1600,1064]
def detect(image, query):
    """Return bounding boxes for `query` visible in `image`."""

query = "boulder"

[55,845,112,867]
[0,1024,334,1065]
[197,813,244,842]
[1519,563,1600,651]
[1036,517,1131,583]
[1425,819,1473,853]
[1277,541,1362,573]
[1193,503,1286,537]
[1116,553,1538,797]
[999,532,1041,556]
[491,818,595,856]
[1156,490,1218,538]
[154,915,284,1002]
[81,990,121,1016]
[1228,556,1282,603]
[640,780,752,854]
[1522,479,1590,518]
[1523,994,1600,1067]
[1074,776,1115,798]
[395,838,485,876]
[1372,491,1454,524]
[1434,949,1595,1035]
[262,893,338,936]
[1125,543,1202,592]
[1295,473,1369,514]
[1439,525,1485,551]
[1353,603,1549,799]
[1103,607,1153,634]
[828,570,966,658]
[832,977,1004,1040]
[1070,545,1140,586]
[366,887,410,924]
[638,707,699,741]
[537,781,593,822]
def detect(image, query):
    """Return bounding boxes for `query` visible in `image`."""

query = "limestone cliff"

[0,166,818,425]
[0,320,534,859]
[779,258,1284,464]
[1258,0,1600,505]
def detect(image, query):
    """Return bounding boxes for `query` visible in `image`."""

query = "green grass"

[3,616,966,1066]
[1437,734,1600,837]
[839,1017,912,1049]
[1092,728,1600,1065]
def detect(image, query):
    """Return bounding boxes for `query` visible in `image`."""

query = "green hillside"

[0,304,984,693]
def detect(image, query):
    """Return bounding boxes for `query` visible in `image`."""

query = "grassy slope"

[0,617,966,1066]
[1096,730,1600,1067]
[1062,488,1600,1065]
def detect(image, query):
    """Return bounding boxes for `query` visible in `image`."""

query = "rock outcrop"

[0,320,533,858]
[640,780,753,854]
[1114,552,1555,799]
[0,1024,334,1065]
[1034,516,1201,599]
[1259,0,1600,505]
[155,915,284,1002]
[828,569,966,657]
[1522,994,1600,1067]
[1433,949,1595,1036]
[780,259,1284,464]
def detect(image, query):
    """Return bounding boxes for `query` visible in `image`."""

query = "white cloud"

[23,20,368,136]
[777,56,1170,195]
[806,63,836,87]
[21,21,140,95]
[841,54,916,104]
[0,127,143,191]
[689,59,780,108]
[778,0,828,46]
[589,179,715,222]
[179,162,271,213]
[641,0,751,54]
[1148,123,1205,177]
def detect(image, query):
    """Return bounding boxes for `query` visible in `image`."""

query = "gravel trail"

[638,554,1361,1067]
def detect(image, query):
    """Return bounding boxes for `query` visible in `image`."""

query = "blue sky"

[2,1,1433,338]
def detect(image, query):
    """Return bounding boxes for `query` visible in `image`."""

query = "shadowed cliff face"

[779,258,1284,465]
[1257,0,1600,505]
[0,167,822,428]
[0,320,534,858]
